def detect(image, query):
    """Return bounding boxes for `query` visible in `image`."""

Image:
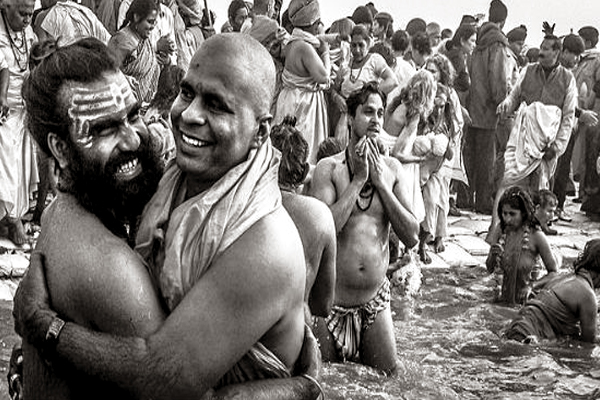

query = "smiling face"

[170,36,275,194]
[64,71,147,180]
[133,9,158,39]
[59,71,162,221]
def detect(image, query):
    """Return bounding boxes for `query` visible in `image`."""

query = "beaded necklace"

[1,11,28,72]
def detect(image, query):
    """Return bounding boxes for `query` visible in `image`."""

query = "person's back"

[281,192,335,318]
[37,0,111,46]
[468,20,509,129]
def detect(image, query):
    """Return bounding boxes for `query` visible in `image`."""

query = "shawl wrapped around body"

[135,140,290,385]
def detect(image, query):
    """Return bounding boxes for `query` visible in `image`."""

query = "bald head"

[190,33,276,116]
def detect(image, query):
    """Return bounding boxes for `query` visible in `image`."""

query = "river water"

[319,263,600,399]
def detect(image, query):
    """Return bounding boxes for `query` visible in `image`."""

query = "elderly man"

[0,0,38,245]
[490,32,578,241]
[14,34,321,399]
[309,82,419,374]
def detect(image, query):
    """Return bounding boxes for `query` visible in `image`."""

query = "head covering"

[460,14,478,27]
[374,11,392,24]
[287,0,320,28]
[249,15,287,44]
[351,6,373,26]
[507,25,527,42]
[406,17,426,36]
[562,34,585,55]
[488,0,507,23]
[579,26,599,47]
[178,0,203,25]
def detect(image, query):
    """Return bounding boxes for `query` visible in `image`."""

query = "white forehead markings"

[68,81,133,148]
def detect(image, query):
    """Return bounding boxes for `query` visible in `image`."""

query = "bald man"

[14,34,321,399]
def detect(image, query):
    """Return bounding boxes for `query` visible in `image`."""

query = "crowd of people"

[0,0,599,397]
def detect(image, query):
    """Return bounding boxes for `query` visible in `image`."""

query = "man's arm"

[497,67,525,118]
[308,202,336,317]
[367,140,419,248]
[309,157,367,233]
[16,219,307,399]
[489,42,510,106]
[550,74,578,158]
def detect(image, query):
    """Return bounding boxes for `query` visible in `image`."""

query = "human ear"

[47,133,69,170]
[252,114,272,148]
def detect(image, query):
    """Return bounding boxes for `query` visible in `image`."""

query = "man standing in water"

[309,82,419,374]
[14,34,322,399]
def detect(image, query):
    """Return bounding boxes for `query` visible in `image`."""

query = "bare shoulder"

[283,194,336,236]
[39,194,164,335]
[231,206,306,283]
[314,152,344,175]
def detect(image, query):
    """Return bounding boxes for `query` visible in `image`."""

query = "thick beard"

[59,136,164,242]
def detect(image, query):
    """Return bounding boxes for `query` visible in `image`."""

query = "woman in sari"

[108,0,160,104]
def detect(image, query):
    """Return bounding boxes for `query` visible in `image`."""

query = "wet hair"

[228,0,248,21]
[22,38,120,156]
[28,38,58,71]
[121,0,159,30]
[574,239,600,274]
[391,29,409,52]
[271,116,309,188]
[532,189,558,209]
[425,53,455,87]
[387,69,436,120]
[316,137,344,161]
[351,24,371,45]
[411,31,432,55]
[497,186,537,231]
[346,81,386,118]
[450,23,477,50]
[148,64,185,119]
[369,42,395,68]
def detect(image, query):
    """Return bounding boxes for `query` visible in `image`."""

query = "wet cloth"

[275,29,328,164]
[504,281,581,341]
[0,17,38,221]
[325,279,391,361]
[502,101,562,189]
[135,139,286,384]
[39,1,111,47]
[108,26,161,103]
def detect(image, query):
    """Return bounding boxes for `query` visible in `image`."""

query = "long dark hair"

[22,38,120,156]
[120,0,159,30]
[498,186,537,232]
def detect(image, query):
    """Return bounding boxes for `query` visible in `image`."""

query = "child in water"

[486,186,558,305]
[532,189,559,236]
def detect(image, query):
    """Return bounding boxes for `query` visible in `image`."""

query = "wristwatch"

[44,316,66,353]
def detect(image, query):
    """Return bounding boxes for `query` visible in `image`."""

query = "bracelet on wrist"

[300,373,325,400]
[43,316,65,361]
